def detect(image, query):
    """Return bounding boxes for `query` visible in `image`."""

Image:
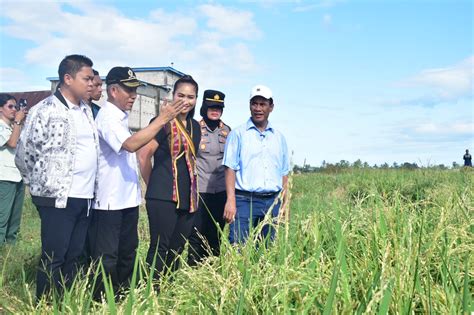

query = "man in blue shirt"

[222,85,289,244]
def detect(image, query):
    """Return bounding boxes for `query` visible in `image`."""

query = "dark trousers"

[188,191,226,265]
[88,207,139,295]
[35,198,92,299]
[146,199,195,277]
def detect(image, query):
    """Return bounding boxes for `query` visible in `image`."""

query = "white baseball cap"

[249,85,273,100]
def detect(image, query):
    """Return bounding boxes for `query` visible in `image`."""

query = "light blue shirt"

[223,118,289,193]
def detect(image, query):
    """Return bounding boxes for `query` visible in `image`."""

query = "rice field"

[0,168,472,313]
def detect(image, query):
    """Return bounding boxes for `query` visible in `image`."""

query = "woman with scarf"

[187,90,230,265]
[138,75,201,277]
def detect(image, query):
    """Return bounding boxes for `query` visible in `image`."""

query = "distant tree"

[381,162,389,169]
[452,161,460,169]
[353,159,363,168]
[362,162,370,168]
[293,165,302,173]
[401,162,418,169]
[392,162,399,169]
[337,160,350,168]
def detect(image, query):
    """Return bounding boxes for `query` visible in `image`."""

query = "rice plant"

[0,168,472,313]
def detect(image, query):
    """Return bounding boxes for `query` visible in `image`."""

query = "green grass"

[0,168,472,313]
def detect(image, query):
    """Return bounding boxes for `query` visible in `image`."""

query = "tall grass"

[0,168,472,313]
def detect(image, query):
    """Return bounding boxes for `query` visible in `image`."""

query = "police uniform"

[188,90,230,265]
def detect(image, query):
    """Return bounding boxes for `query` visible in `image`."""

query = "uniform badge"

[214,94,220,100]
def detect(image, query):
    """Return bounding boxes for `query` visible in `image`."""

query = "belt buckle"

[259,191,276,198]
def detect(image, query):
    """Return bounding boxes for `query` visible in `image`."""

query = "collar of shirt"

[64,95,88,112]
[246,118,274,133]
[104,101,128,121]
[0,118,12,130]
[202,120,224,133]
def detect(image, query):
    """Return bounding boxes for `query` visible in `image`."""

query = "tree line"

[293,159,467,173]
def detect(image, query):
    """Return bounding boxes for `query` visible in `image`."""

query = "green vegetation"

[1,168,472,313]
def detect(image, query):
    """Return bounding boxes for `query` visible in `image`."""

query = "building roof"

[6,90,51,109]
[132,66,186,77]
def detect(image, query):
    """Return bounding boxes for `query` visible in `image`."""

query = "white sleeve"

[97,115,130,154]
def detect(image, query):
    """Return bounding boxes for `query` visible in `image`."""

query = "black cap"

[200,89,225,117]
[106,67,141,88]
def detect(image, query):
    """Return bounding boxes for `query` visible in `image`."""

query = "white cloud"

[322,14,332,27]
[0,67,48,91]
[0,68,26,91]
[414,122,473,135]
[198,4,261,40]
[293,0,342,12]
[0,1,261,89]
[398,56,474,102]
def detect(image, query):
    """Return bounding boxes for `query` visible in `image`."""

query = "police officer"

[188,89,230,265]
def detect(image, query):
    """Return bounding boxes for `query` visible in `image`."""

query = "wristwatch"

[13,120,22,125]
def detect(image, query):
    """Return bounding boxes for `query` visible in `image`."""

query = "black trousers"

[188,191,227,265]
[88,206,139,295]
[146,199,195,277]
[35,198,91,299]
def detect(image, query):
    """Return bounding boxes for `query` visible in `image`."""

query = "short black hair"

[173,75,199,119]
[93,69,99,76]
[58,54,93,84]
[0,93,16,107]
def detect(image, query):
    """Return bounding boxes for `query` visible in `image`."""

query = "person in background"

[0,94,26,246]
[89,66,185,297]
[80,68,103,265]
[15,54,98,299]
[138,75,201,278]
[463,149,472,167]
[188,89,230,265]
[222,85,289,245]
[89,69,103,119]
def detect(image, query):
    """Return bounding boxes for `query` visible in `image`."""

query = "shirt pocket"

[218,134,227,153]
[199,137,210,153]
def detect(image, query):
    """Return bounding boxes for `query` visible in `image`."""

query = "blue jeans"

[229,193,280,244]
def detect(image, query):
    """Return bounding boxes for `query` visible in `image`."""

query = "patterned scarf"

[169,118,198,212]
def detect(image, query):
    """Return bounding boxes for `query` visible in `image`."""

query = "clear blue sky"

[1,0,472,166]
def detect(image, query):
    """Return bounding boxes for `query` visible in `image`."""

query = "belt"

[235,189,280,198]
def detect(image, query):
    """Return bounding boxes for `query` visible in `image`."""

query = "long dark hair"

[173,75,198,119]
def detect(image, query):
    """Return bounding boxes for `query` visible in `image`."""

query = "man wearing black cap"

[188,90,231,265]
[88,66,186,297]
